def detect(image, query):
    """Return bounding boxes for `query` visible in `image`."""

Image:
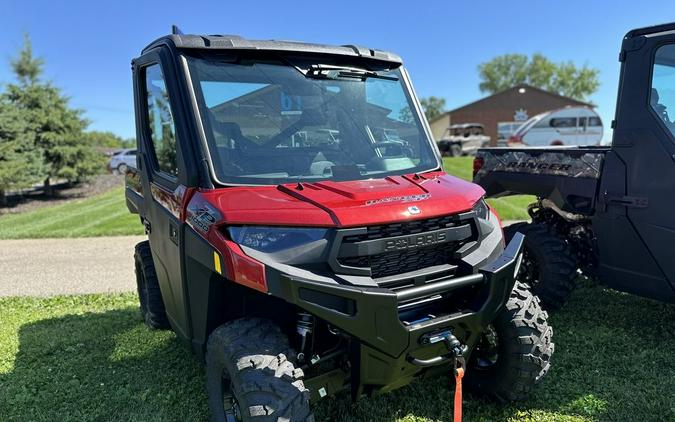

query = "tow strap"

[453,356,466,422]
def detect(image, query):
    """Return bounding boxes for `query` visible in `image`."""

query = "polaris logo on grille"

[384,232,447,251]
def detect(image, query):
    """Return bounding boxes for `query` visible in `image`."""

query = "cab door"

[594,28,675,302]
[133,51,194,337]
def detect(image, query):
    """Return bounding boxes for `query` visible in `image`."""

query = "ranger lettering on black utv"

[475,150,604,180]
[126,27,554,421]
[505,161,572,171]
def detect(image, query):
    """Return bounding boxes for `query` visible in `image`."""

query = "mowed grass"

[443,156,533,221]
[1,281,673,421]
[0,186,143,239]
[0,158,528,239]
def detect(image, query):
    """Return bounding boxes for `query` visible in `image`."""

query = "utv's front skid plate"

[269,234,524,398]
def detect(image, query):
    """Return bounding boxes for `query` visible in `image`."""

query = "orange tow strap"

[453,361,465,422]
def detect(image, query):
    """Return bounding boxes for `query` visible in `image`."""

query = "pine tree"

[0,99,43,205]
[4,34,104,194]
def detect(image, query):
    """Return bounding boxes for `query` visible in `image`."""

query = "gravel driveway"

[0,220,526,298]
[0,235,145,297]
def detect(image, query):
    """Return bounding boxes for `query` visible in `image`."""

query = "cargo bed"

[473,146,610,215]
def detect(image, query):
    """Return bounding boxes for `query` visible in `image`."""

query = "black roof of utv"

[624,21,675,38]
[141,33,402,65]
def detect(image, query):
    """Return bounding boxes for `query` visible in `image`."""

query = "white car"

[108,148,137,173]
[509,106,603,147]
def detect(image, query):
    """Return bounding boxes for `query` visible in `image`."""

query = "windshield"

[186,57,439,185]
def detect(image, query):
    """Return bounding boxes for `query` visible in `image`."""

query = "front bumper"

[267,233,524,361]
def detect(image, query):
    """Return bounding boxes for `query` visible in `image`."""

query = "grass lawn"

[1,281,673,421]
[0,186,144,239]
[443,156,533,221]
[0,158,530,240]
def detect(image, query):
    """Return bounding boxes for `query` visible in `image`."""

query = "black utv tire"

[206,318,313,422]
[465,282,553,401]
[134,241,170,330]
[450,144,462,157]
[504,223,577,310]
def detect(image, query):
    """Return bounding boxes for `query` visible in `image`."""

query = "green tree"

[83,130,128,149]
[478,53,600,101]
[420,96,446,122]
[4,34,104,193]
[0,99,43,205]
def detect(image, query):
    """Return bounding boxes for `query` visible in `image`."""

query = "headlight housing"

[472,198,490,220]
[227,226,328,253]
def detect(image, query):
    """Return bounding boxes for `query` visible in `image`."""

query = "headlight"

[227,226,328,253]
[472,198,490,220]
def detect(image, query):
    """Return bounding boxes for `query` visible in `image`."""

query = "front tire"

[504,223,578,310]
[134,241,170,330]
[465,282,553,401]
[206,318,313,422]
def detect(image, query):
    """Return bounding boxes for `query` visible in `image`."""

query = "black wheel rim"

[471,325,499,370]
[222,374,242,422]
[518,247,540,288]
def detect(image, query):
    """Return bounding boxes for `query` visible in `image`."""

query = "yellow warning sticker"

[213,251,222,274]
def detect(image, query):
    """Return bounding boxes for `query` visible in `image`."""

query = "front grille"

[342,215,460,243]
[339,243,459,278]
[336,214,475,279]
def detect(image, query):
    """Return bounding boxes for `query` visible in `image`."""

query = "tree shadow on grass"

[2,182,83,209]
[0,308,208,422]
[313,283,675,422]
[1,286,673,422]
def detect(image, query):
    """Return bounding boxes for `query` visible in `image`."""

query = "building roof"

[430,84,593,124]
[141,33,402,65]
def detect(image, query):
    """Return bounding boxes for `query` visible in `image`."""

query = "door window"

[588,116,602,126]
[650,44,675,137]
[549,117,576,128]
[145,64,178,176]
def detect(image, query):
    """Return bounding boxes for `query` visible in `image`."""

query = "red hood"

[199,172,485,227]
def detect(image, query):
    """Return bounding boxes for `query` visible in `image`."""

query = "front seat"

[650,87,671,124]
[207,112,255,149]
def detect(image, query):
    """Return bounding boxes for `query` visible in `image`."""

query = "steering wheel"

[263,108,324,148]
[372,141,408,157]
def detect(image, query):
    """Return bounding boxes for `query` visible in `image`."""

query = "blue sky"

[2,0,674,141]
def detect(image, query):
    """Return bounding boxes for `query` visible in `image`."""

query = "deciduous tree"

[478,53,599,101]
[420,96,446,122]
[83,131,131,149]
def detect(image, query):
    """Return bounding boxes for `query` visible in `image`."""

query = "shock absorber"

[295,312,314,362]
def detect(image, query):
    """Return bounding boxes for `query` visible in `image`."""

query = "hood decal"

[365,193,431,206]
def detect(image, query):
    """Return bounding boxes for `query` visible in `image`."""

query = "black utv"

[126,28,552,421]
[474,22,675,310]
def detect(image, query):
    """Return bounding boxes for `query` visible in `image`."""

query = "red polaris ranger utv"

[126,28,553,421]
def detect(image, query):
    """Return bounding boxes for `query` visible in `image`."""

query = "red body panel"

[186,171,485,293]
[215,233,268,293]
[199,172,484,228]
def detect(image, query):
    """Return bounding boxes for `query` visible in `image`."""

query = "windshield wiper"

[305,64,398,81]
